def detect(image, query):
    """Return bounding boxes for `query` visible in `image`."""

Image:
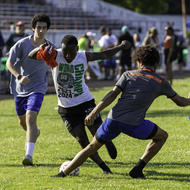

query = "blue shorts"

[104,57,116,68]
[14,93,44,116]
[96,118,158,143]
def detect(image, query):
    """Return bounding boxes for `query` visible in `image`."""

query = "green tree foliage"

[102,0,190,14]
[167,0,190,14]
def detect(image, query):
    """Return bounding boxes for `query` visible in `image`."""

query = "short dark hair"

[61,35,78,46]
[100,26,106,35]
[132,45,160,67]
[165,26,174,32]
[31,13,51,29]
[106,28,112,35]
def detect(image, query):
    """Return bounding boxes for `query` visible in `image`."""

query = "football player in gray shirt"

[6,13,51,166]
[51,45,190,179]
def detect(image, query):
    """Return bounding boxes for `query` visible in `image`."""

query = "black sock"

[51,171,66,178]
[99,162,112,173]
[135,159,147,170]
[59,171,66,177]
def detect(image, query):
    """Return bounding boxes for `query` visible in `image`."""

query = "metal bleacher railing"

[0,2,125,94]
[0,3,123,30]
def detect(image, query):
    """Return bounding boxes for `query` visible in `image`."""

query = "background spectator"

[6,21,28,53]
[78,33,89,51]
[0,30,5,59]
[117,25,134,80]
[142,27,159,49]
[133,33,141,48]
[164,26,176,85]
[99,28,117,80]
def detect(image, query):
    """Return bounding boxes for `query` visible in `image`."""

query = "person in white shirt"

[29,35,131,174]
[99,28,117,80]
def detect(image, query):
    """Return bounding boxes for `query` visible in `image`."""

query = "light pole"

[181,0,187,39]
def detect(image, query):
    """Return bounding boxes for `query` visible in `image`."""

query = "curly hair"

[132,45,160,67]
[31,13,51,29]
[61,35,78,46]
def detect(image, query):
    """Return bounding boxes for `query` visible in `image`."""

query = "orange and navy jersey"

[108,69,177,126]
[164,35,172,49]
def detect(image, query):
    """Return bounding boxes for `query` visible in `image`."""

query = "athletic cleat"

[51,171,66,178]
[22,154,33,166]
[129,167,145,179]
[105,141,117,159]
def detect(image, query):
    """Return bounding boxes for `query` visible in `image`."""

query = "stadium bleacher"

[0,2,124,30]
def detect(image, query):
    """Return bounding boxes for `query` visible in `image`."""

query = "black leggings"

[69,121,104,165]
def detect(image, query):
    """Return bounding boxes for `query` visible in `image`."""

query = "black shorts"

[119,55,132,68]
[58,99,102,132]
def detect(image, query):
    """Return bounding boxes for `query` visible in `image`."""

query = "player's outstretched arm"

[28,44,58,68]
[86,40,131,62]
[171,94,190,107]
[85,86,121,126]
[28,43,49,59]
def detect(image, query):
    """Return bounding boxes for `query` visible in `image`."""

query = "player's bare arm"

[85,86,121,126]
[6,60,30,85]
[6,60,20,78]
[28,43,49,59]
[171,94,190,106]
[28,44,58,68]
[86,40,131,62]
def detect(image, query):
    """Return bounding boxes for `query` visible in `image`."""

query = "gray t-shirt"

[8,35,51,97]
[108,69,177,126]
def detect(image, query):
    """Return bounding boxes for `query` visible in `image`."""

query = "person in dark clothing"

[164,26,175,85]
[0,30,5,58]
[117,25,135,80]
[143,27,159,49]
[51,45,190,179]
[6,21,28,53]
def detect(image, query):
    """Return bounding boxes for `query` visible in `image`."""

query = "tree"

[101,0,190,15]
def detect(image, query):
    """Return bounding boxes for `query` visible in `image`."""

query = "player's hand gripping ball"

[36,44,58,68]
[59,161,79,176]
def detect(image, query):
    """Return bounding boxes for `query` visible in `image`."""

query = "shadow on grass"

[2,161,190,182]
[57,160,190,182]
[58,158,190,168]
[147,162,190,169]
[146,170,190,182]
[0,163,59,167]
[0,164,24,167]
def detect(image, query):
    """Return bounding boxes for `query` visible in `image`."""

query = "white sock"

[25,142,35,157]
[25,143,27,151]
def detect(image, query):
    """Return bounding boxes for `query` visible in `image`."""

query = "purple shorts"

[14,93,44,116]
[96,118,158,143]
[104,57,116,68]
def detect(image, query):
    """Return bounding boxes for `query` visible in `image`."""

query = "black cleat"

[22,155,34,166]
[105,141,117,159]
[129,167,145,179]
[51,171,66,178]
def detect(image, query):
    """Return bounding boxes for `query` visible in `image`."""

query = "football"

[59,161,79,176]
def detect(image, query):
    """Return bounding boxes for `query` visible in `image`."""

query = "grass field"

[1,77,190,190]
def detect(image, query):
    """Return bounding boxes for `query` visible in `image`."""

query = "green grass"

[1,77,190,190]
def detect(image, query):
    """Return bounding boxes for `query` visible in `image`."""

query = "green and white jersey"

[52,49,93,108]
